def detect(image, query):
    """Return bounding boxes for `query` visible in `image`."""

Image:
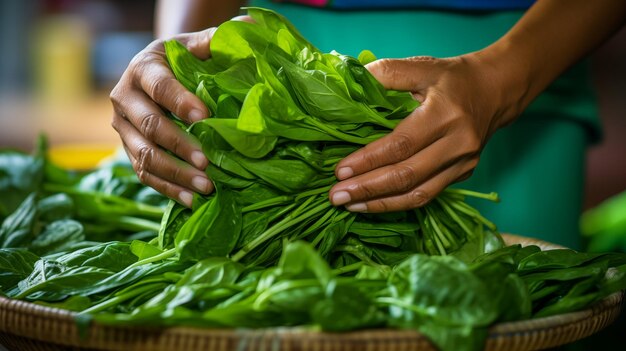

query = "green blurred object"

[581,191,626,253]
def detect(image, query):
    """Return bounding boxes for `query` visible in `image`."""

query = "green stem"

[331,261,364,275]
[306,118,372,145]
[444,188,500,202]
[426,207,451,251]
[113,216,161,232]
[333,244,379,267]
[241,195,293,213]
[448,200,498,231]
[253,279,319,309]
[310,210,353,247]
[127,248,176,269]
[376,297,431,315]
[436,198,474,239]
[231,199,331,262]
[294,185,333,202]
[301,208,338,242]
[81,282,166,314]
[43,183,164,218]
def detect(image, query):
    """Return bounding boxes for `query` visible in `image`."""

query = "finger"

[365,56,440,92]
[111,90,209,171]
[331,139,449,206]
[112,115,213,195]
[335,107,442,180]
[174,28,217,60]
[123,145,195,208]
[133,54,209,124]
[331,135,473,206]
[341,163,475,213]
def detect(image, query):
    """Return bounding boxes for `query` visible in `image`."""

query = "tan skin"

[110,0,625,209]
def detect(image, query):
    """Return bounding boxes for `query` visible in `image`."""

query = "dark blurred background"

[0,0,624,211]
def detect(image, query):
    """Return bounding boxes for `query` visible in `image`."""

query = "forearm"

[155,0,245,38]
[475,0,626,126]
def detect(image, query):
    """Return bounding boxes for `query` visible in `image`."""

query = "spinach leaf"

[0,248,39,290]
[30,219,84,255]
[0,193,39,248]
[175,185,241,261]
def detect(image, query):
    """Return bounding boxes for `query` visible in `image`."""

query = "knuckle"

[407,188,431,208]
[169,165,182,183]
[109,84,130,111]
[159,180,178,200]
[372,200,392,213]
[372,58,395,78]
[147,76,169,101]
[388,165,417,192]
[171,93,187,115]
[170,134,183,155]
[350,182,376,201]
[387,133,415,159]
[110,116,120,132]
[136,145,155,183]
[139,113,162,140]
[407,55,436,63]
[109,85,121,103]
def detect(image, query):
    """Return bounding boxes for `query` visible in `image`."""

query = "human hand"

[329,54,524,212]
[110,29,217,207]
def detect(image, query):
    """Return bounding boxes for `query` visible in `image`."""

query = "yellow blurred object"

[48,144,118,170]
[32,15,92,102]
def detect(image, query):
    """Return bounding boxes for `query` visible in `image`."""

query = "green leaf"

[164,40,218,92]
[357,49,377,65]
[175,185,242,261]
[0,248,39,290]
[0,193,39,249]
[191,117,277,159]
[0,149,44,220]
[131,240,164,261]
[30,219,84,256]
[213,58,259,102]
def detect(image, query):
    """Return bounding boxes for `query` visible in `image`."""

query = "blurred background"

[0,0,154,164]
[0,0,624,211]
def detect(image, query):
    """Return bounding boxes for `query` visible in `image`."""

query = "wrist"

[465,39,535,130]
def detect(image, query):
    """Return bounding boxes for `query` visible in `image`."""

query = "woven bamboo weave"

[0,234,623,351]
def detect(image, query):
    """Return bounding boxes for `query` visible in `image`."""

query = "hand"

[110,29,216,207]
[329,54,523,213]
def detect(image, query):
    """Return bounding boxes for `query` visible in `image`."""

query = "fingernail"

[337,167,353,180]
[191,151,208,169]
[331,191,351,206]
[191,176,210,193]
[179,191,193,207]
[188,109,206,122]
[346,202,367,212]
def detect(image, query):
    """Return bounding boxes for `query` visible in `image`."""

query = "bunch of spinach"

[2,7,626,351]
[143,6,504,272]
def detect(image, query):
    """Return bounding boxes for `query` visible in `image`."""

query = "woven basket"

[0,234,623,351]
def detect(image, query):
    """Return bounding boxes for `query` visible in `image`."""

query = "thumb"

[365,56,438,92]
[182,16,254,60]
[179,28,217,60]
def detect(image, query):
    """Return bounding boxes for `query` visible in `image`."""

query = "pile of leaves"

[2,8,626,351]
